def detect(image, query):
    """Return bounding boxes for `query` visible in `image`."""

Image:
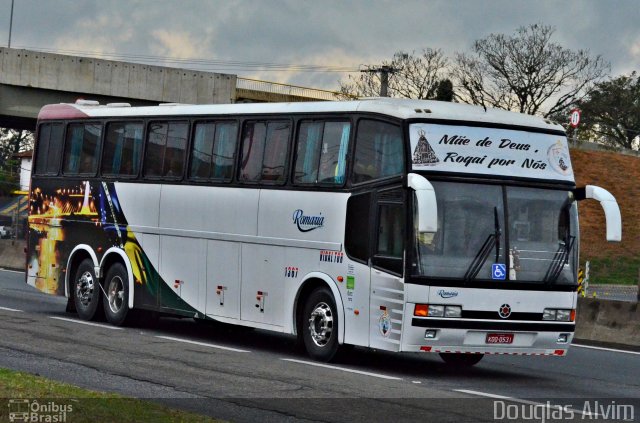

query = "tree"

[0,128,33,195]
[574,73,640,150]
[451,24,610,117]
[339,49,450,100]
[0,128,33,165]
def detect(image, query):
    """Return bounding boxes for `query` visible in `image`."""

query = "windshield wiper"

[464,207,501,282]
[543,236,576,284]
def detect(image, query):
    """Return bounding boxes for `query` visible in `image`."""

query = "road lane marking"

[49,316,123,330]
[572,343,640,356]
[455,389,594,417]
[0,269,25,274]
[156,335,250,353]
[0,306,23,312]
[281,358,403,380]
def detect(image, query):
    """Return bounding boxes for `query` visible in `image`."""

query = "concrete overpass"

[0,47,342,131]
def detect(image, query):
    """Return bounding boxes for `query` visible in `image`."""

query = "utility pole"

[361,65,397,97]
[8,0,15,48]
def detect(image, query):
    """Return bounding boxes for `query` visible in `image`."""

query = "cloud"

[150,29,209,60]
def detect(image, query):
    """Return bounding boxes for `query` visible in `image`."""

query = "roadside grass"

[583,256,640,285]
[0,368,221,423]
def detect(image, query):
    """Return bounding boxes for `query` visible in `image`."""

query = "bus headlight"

[444,305,462,318]
[543,308,575,321]
[428,305,445,317]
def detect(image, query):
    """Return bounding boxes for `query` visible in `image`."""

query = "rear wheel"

[102,263,131,326]
[439,353,484,367]
[73,259,101,320]
[302,287,339,362]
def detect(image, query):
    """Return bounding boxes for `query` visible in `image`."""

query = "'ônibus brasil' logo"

[292,209,325,232]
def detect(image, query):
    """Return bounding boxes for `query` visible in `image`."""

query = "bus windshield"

[413,181,578,285]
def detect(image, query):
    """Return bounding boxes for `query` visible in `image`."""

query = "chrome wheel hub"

[308,302,333,347]
[76,271,94,306]
[107,276,124,314]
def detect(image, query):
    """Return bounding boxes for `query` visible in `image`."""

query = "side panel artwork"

[27,179,195,314]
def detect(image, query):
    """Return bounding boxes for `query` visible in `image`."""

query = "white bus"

[27,98,621,365]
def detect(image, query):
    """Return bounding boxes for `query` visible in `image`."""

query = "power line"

[13,45,362,73]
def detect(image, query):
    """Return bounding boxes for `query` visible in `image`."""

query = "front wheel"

[102,263,131,326]
[439,353,484,367]
[302,287,339,362]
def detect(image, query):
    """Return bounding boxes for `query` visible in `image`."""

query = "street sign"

[569,109,581,128]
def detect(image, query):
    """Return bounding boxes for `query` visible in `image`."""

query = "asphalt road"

[0,269,638,422]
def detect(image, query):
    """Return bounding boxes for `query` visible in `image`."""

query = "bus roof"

[38,98,565,133]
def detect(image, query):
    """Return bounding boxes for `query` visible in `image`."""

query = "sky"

[1,0,639,92]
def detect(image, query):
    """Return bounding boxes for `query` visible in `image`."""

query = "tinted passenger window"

[352,120,404,183]
[189,121,238,181]
[35,123,64,175]
[294,121,350,185]
[240,121,290,183]
[63,123,103,175]
[102,122,143,176]
[144,121,188,178]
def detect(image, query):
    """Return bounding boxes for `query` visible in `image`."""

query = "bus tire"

[302,287,339,362]
[73,259,102,321]
[102,263,131,326]
[439,353,484,367]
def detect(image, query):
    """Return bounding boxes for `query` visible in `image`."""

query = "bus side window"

[352,120,404,184]
[62,123,102,175]
[102,122,143,177]
[189,121,238,181]
[294,121,350,185]
[35,123,64,175]
[144,121,188,179]
[240,121,289,183]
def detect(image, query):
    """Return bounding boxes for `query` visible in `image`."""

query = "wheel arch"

[99,247,135,309]
[65,245,100,299]
[292,272,345,344]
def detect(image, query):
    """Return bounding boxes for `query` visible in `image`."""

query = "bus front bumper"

[402,318,575,356]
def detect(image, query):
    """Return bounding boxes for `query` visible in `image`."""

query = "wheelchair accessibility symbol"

[492,264,507,280]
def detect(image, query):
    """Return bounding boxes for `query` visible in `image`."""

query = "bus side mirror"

[407,173,438,234]
[574,185,622,242]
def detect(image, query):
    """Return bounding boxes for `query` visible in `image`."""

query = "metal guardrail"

[236,78,346,101]
[586,284,639,302]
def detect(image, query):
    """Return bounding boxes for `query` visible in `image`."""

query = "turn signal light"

[414,304,428,317]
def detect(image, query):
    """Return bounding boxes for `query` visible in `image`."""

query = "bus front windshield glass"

[413,181,577,285]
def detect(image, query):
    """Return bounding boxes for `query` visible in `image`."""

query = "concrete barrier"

[0,239,25,271]
[575,297,640,348]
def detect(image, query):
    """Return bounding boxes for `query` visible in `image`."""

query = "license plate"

[486,333,514,344]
